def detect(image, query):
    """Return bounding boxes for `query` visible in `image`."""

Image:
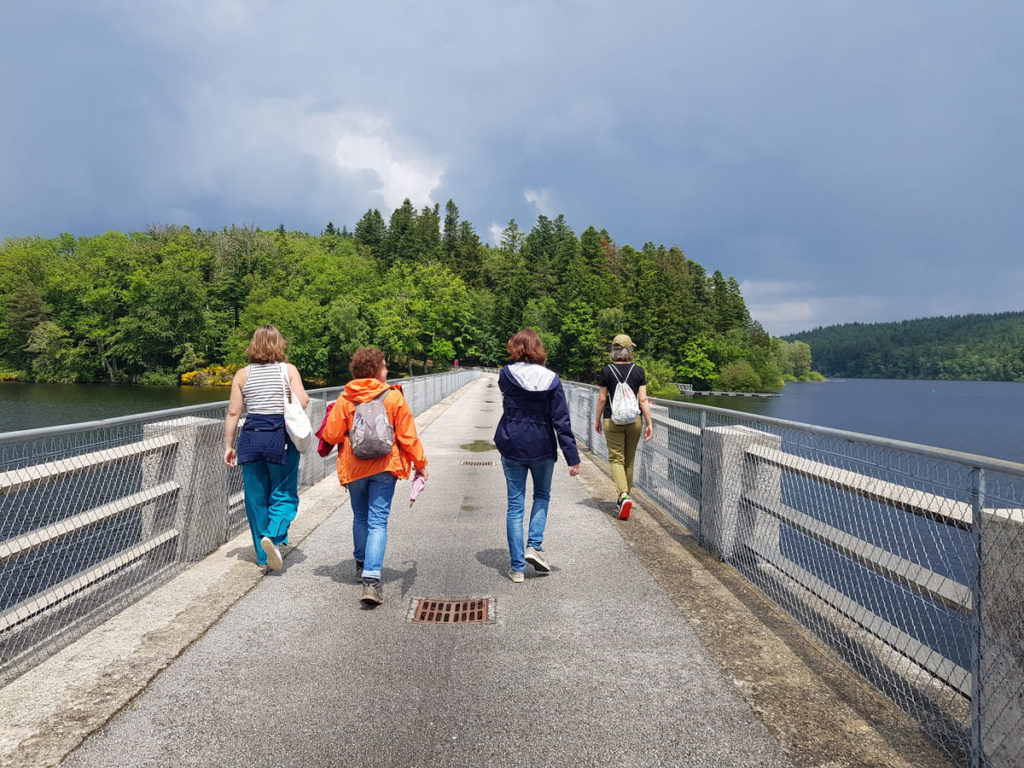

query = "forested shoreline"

[1,200,818,392]
[787,312,1024,381]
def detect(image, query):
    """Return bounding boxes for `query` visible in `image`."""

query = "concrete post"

[979,508,1024,766]
[698,424,782,562]
[144,416,228,562]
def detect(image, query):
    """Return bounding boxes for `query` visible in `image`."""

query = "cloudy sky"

[1,1,1021,335]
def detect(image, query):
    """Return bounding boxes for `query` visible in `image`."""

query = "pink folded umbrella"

[409,473,427,506]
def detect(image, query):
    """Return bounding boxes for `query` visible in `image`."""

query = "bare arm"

[287,363,310,408]
[638,384,653,441]
[595,386,609,434]
[223,368,247,467]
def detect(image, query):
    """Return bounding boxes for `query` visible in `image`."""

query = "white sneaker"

[524,547,550,573]
[508,569,525,583]
[261,536,283,570]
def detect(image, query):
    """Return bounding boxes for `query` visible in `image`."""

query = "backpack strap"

[610,364,634,385]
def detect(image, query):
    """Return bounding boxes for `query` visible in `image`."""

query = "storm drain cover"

[410,598,494,624]
[460,460,494,466]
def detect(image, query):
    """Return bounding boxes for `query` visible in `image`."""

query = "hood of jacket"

[504,362,558,394]
[342,377,392,403]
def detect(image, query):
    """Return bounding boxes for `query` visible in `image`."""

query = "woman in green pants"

[594,334,653,519]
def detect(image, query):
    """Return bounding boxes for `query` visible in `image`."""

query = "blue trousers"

[347,471,398,580]
[501,456,554,572]
[241,446,300,565]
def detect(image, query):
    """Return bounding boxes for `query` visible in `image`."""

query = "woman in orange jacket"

[320,347,428,606]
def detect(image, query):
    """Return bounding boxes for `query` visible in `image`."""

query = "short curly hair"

[349,347,386,379]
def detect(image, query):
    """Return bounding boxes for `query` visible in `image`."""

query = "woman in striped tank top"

[223,325,310,571]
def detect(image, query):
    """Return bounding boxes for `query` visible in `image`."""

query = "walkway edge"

[576,452,954,768]
[0,379,476,768]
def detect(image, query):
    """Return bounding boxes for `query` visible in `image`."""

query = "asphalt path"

[59,374,792,768]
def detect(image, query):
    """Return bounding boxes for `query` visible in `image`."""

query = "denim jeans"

[241,446,300,565]
[501,456,555,572]
[347,471,398,580]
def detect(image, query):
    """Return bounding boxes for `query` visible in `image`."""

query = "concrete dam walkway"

[3,375,951,768]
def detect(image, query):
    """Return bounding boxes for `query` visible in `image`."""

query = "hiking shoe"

[617,494,633,520]
[524,547,550,573]
[354,560,364,583]
[360,579,383,606]
[508,569,525,583]
[261,537,283,570]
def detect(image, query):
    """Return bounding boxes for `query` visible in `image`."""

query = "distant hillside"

[785,312,1024,381]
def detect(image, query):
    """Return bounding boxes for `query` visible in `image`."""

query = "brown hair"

[245,324,288,364]
[349,347,387,379]
[507,329,547,365]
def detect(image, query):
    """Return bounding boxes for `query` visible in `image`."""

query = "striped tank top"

[242,363,287,415]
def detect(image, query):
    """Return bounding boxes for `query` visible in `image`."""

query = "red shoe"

[617,495,632,520]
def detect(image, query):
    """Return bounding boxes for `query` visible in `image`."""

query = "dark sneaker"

[617,495,632,520]
[261,536,283,570]
[354,560,364,583]
[360,579,383,606]
[524,547,550,573]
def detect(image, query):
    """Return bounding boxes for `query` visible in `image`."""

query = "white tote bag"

[280,363,313,452]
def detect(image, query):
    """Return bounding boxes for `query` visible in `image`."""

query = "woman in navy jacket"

[494,329,580,582]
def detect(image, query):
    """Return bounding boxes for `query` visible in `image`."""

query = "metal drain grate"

[460,460,494,466]
[410,598,493,624]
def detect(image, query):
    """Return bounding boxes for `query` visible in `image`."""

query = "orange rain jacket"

[320,378,428,486]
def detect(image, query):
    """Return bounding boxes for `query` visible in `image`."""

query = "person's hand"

[415,467,430,482]
[224,447,237,467]
[595,420,603,434]
[644,423,653,441]
[568,464,581,477]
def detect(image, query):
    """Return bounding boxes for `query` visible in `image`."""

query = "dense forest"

[0,200,818,392]
[787,312,1024,381]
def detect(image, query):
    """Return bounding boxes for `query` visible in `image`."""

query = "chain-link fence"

[565,381,1024,767]
[0,369,478,687]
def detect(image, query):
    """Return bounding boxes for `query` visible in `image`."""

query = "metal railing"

[564,381,1024,768]
[0,369,479,686]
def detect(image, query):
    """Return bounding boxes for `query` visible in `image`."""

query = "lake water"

[681,378,1024,465]
[2,377,1023,464]
[0,382,232,433]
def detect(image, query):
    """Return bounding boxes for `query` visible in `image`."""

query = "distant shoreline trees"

[786,313,1024,381]
[0,201,817,391]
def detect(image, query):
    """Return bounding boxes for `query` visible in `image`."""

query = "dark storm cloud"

[1,0,1021,334]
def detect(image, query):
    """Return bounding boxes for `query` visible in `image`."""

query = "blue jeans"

[241,446,300,565]
[347,471,398,580]
[501,456,554,572]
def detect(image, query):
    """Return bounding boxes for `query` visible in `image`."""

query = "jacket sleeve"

[391,391,428,469]
[320,395,350,446]
[550,380,580,466]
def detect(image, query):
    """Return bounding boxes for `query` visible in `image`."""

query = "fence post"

[145,416,228,562]
[698,424,782,562]
[975,468,1024,767]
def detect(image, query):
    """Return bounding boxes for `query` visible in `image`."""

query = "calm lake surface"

[684,378,1024,464]
[0,382,232,433]
[2,377,1023,464]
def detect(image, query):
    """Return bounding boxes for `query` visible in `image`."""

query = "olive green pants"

[603,416,642,496]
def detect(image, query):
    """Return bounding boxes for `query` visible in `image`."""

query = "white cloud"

[488,223,504,246]
[177,95,444,216]
[524,188,555,217]
[332,119,444,211]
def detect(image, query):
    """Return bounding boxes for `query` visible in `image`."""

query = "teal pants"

[242,446,300,565]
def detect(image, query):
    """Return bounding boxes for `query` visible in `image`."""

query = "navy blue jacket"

[494,363,580,466]
[236,413,289,465]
